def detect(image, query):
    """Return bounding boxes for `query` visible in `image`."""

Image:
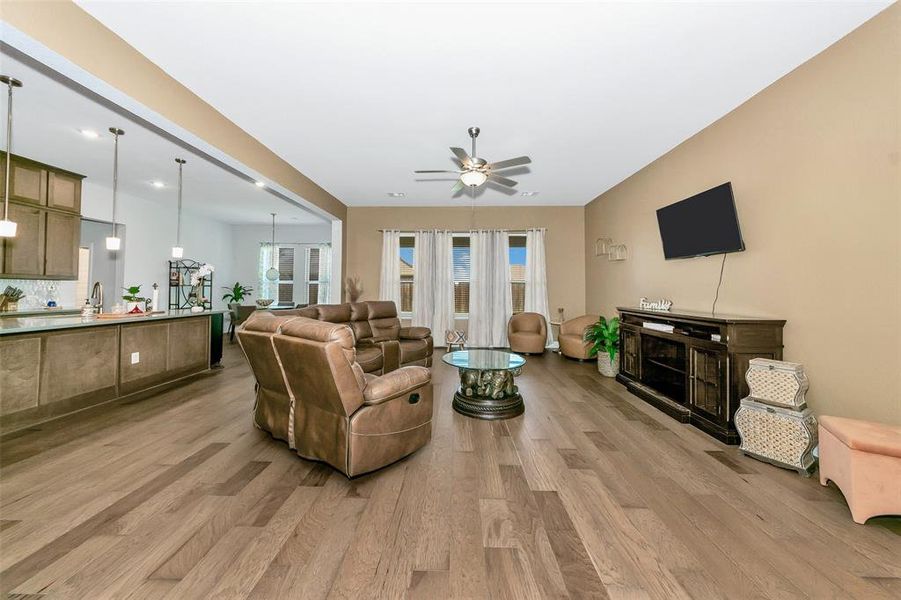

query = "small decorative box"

[745,358,809,409]
[735,398,818,476]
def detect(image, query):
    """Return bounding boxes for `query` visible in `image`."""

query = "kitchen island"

[0,310,225,433]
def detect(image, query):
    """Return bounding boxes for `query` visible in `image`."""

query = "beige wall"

[345,206,586,327]
[584,5,900,424]
[2,1,346,222]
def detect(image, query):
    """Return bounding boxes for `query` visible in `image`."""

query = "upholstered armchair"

[559,314,598,360]
[507,312,547,354]
[237,313,433,477]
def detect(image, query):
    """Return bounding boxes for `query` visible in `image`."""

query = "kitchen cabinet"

[2,203,45,277]
[0,152,85,280]
[0,158,46,206]
[44,211,81,278]
[47,171,82,213]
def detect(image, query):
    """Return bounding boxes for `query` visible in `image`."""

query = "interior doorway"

[78,218,126,312]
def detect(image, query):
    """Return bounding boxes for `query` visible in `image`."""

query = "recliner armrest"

[399,326,431,340]
[362,366,431,405]
[357,336,396,346]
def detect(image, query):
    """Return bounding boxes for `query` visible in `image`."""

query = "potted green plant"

[222,282,254,306]
[122,285,145,314]
[584,316,620,377]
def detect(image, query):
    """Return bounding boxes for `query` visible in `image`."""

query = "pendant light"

[265,212,279,281]
[171,157,186,258]
[106,127,125,250]
[0,75,23,238]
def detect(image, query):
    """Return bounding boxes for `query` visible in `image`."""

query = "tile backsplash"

[0,279,79,309]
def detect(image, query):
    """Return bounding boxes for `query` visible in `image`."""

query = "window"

[306,248,321,305]
[277,247,295,305]
[395,232,527,317]
[453,235,470,315]
[305,246,331,305]
[400,235,415,313]
[509,235,526,313]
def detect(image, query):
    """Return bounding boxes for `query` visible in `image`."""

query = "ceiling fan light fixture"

[460,170,487,187]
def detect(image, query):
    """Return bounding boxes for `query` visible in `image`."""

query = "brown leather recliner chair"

[559,314,598,360]
[507,312,547,354]
[237,313,433,477]
[271,301,432,375]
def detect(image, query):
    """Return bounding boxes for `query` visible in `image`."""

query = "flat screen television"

[656,182,745,259]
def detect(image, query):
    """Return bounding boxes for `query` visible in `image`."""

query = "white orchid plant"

[190,263,215,286]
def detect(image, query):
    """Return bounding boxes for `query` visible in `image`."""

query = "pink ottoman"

[818,415,901,524]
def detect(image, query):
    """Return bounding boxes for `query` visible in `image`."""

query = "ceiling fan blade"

[414,170,462,174]
[451,179,465,194]
[487,173,518,187]
[450,147,472,166]
[487,156,531,170]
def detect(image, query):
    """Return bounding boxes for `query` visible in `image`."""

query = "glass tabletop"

[442,349,526,371]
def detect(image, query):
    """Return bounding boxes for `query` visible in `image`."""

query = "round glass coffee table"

[442,349,526,420]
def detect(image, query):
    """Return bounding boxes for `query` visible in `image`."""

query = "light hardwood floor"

[1,343,898,599]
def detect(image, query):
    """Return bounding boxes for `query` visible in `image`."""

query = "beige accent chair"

[507,312,547,355]
[559,315,598,360]
[266,301,432,375]
[237,313,433,477]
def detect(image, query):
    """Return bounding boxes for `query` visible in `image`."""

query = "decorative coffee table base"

[451,366,524,420]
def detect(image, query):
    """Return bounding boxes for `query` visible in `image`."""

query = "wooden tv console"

[616,307,786,444]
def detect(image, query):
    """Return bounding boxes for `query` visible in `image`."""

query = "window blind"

[400,235,415,313]
[278,247,295,281]
[453,236,470,314]
[509,234,526,313]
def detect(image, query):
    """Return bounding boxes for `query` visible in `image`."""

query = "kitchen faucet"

[90,281,103,314]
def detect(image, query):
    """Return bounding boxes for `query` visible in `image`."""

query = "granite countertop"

[0,307,81,318]
[0,309,226,336]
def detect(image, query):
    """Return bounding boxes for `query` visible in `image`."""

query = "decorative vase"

[597,353,620,378]
[189,283,202,307]
[125,301,142,313]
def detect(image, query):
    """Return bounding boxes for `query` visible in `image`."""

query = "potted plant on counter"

[122,285,145,314]
[222,282,254,307]
[584,315,620,377]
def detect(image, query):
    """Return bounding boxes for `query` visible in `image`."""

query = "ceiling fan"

[415,126,531,194]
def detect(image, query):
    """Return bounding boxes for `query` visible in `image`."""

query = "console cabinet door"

[47,171,82,213]
[44,211,80,279]
[621,327,641,378]
[2,203,45,276]
[689,345,727,422]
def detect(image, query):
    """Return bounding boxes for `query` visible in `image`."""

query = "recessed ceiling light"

[79,129,99,139]
[520,191,539,197]
[255,180,266,188]
[150,181,165,188]
[387,192,406,198]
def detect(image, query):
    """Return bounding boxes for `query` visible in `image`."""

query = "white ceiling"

[0,49,327,225]
[75,1,890,207]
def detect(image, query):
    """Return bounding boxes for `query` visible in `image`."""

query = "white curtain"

[258,243,276,300]
[316,244,331,304]
[468,230,512,348]
[412,230,455,338]
[525,228,553,346]
[379,230,402,306]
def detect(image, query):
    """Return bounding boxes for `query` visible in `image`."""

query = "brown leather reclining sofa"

[237,313,434,477]
[282,301,433,375]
